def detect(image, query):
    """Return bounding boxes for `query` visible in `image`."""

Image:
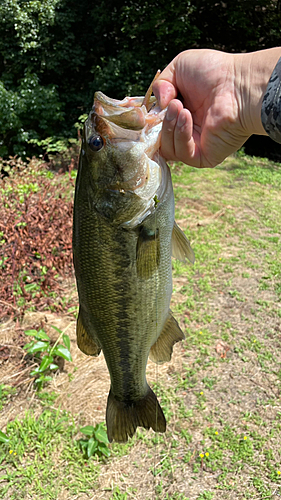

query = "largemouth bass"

[72,88,194,443]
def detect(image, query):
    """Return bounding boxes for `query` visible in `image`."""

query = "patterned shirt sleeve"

[261,57,281,144]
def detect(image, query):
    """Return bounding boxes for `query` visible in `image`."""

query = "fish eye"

[88,135,104,151]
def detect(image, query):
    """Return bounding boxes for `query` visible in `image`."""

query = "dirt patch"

[2,156,281,499]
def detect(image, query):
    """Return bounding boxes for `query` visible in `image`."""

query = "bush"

[0,0,280,157]
[0,74,63,156]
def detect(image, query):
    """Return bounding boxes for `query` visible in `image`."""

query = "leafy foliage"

[193,0,281,52]
[23,326,72,390]
[0,160,76,319]
[1,0,280,156]
[0,74,63,157]
[78,423,111,459]
[0,430,9,443]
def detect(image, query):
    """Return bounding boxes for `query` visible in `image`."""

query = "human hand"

[153,48,281,167]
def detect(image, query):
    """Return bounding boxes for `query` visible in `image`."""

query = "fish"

[72,83,195,443]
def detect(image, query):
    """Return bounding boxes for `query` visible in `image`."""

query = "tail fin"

[106,386,166,443]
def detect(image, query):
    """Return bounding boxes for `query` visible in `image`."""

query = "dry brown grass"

[2,155,281,499]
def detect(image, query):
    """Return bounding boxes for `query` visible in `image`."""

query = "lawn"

[1,151,281,499]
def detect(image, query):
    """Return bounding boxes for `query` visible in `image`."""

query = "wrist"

[237,48,281,137]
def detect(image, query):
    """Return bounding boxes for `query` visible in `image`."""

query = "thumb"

[153,79,177,109]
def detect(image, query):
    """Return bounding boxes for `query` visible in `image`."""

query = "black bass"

[72,88,194,443]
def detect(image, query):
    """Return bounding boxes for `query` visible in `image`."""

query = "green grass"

[0,409,102,499]
[1,152,281,499]
[0,385,17,411]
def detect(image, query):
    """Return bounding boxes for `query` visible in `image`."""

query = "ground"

[1,153,281,499]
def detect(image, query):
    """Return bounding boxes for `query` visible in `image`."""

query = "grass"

[1,151,281,498]
[0,408,101,499]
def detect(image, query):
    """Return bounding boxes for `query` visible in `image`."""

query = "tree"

[0,0,280,157]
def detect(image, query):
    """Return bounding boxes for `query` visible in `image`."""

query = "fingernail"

[177,111,186,128]
[166,103,177,121]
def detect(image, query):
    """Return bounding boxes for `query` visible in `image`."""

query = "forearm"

[236,48,281,137]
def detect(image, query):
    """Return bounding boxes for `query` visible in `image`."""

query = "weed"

[197,492,214,500]
[229,289,245,302]
[0,430,9,443]
[180,367,198,389]
[23,326,72,389]
[78,423,110,459]
[0,384,17,410]
[37,391,58,405]
[202,376,217,390]
[0,409,101,498]
[151,383,174,423]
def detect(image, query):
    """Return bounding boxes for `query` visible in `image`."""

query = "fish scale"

[73,91,195,442]
[74,191,173,399]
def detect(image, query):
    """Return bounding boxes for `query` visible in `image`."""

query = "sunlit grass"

[1,153,281,499]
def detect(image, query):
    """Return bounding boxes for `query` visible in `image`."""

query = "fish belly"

[72,166,176,441]
[73,197,173,403]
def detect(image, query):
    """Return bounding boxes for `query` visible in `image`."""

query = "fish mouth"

[87,91,166,200]
[91,92,165,139]
[93,93,147,131]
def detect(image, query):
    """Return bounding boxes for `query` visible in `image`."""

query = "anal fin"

[172,221,195,264]
[149,311,185,364]
[76,308,101,356]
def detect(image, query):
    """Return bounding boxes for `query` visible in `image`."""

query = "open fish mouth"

[90,69,165,144]
[93,93,148,131]
[83,73,167,198]
[89,91,166,145]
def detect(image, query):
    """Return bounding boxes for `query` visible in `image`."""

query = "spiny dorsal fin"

[106,385,166,443]
[76,308,101,356]
[172,221,195,264]
[149,311,185,364]
[136,226,160,279]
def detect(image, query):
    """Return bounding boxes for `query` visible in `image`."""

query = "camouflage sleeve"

[261,57,281,144]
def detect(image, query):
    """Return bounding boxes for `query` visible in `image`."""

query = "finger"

[174,109,201,168]
[153,57,179,109]
[159,99,183,160]
[153,80,177,109]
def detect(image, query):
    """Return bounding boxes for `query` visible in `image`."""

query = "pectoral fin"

[172,221,195,264]
[136,226,160,279]
[149,311,185,364]
[76,308,101,356]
